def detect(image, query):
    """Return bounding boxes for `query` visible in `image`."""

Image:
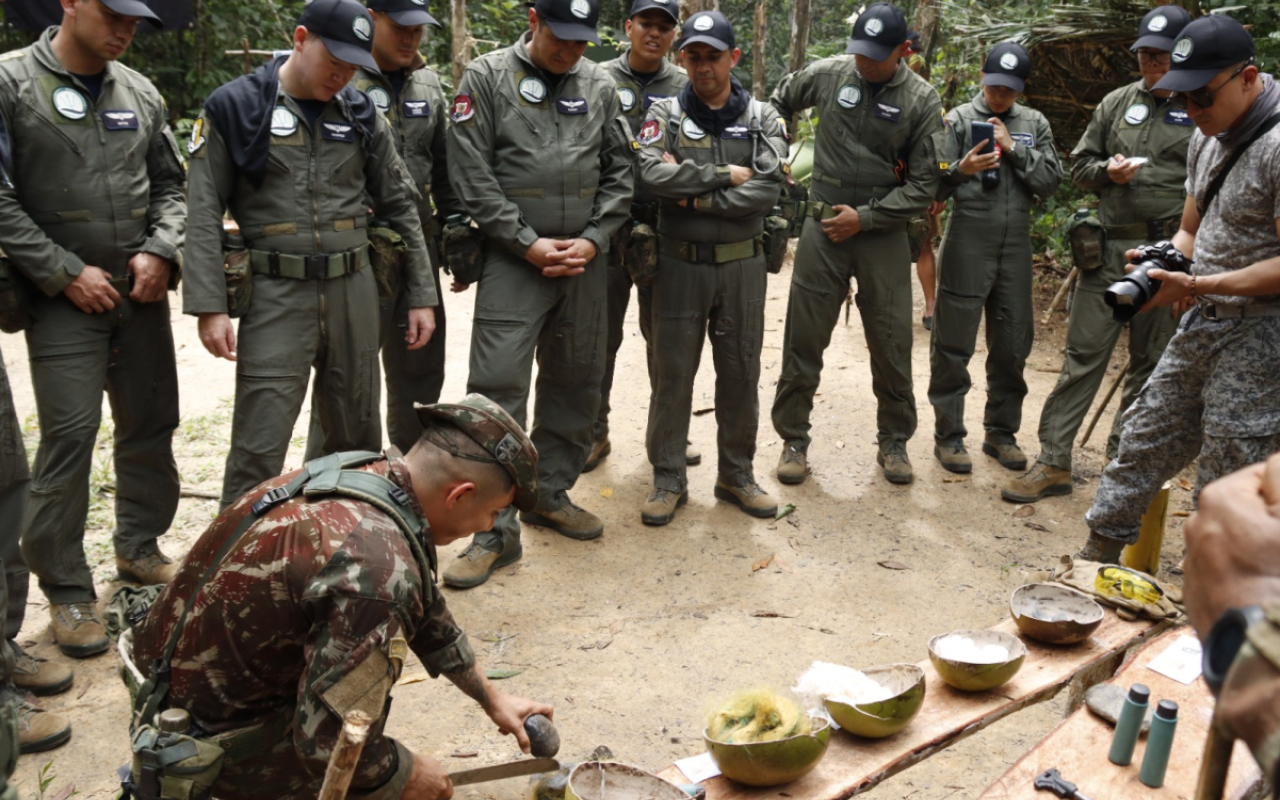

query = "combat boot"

[583,438,611,473]
[933,440,972,474]
[983,438,1028,471]
[10,643,72,696]
[713,479,778,519]
[520,498,604,540]
[49,602,109,658]
[640,488,687,526]
[685,441,701,466]
[876,443,914,485]
[776,442,808,485]
[443,538,523,589]
[1076,531,1125,564]
[15,697,71,753]
[1001,463,1073,503]
[116,551,177,585]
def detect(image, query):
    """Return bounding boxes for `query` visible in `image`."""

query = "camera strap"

[1197,112,1280,216]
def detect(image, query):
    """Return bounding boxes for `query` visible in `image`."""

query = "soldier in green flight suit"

[184,0,436,507]
[590,0,692,473]
[769,2,944,486]
[928,42,1062,475]
[635,10,786,525]
[1004,7,1194,503]
[442,0,633,588]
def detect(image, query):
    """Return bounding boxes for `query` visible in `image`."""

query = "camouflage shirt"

[132,455,474,800]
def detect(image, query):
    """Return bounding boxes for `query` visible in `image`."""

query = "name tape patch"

[102,110,139,131]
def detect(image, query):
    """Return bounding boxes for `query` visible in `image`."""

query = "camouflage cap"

[415,394,539,512]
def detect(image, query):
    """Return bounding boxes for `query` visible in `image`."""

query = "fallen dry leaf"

[751,610,795,618]
[50,786,75,800]
[751,554,775,572]
[1171,510,1190,517]
[1013,505,1036,518]
[942,475,969,484]
[450,751,479,759]
[775,503,797,521]
[773,554,793,574]
[76,677,93,700]
[396,673,429,686]
[693,407,716,416]
[599,487,613,498]
[1176,478,1193,491]
[877,560,909,570]
[1024,522,1050,533]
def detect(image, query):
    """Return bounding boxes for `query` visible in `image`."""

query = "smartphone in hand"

[971,121,996,154]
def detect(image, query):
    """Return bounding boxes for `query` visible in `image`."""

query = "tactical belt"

[249,243,370,280]
[659,235,760,265]
[208,707,293,765]
[803,201,842,222]
[810,169,893,198]
[1200,302,1280,321]
[1103,216,1181,241]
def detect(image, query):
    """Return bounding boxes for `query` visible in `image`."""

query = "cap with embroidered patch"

[533,0,601,44]
[417,395,539,512]
[1131,6,1192,52]
[299,0,381,72]
[982,41,1031,92]
[1154,15,1255,93]
[367,0,441,28]
[629,0,678,24]
[845,3,909,61]
[678,11,734,51]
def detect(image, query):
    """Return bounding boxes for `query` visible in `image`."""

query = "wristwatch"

[1203,605,1267,696]
[1006,141,1017,157]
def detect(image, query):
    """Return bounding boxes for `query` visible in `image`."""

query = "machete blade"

[449,757,562,787]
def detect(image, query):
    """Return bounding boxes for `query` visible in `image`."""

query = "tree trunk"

[751,0,768,100]
[679,0,716,22]
[451,0,469,89]
[787,0,810,74]
[912,0,940,80]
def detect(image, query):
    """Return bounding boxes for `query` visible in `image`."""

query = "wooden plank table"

[659,614,1172,800]
[979,625,1262,800]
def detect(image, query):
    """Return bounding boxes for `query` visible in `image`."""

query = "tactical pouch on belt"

[128,725,224,800]
[368,225,407,299]
[222,250,252,319]
[442,216,484,285]
[1066,211,1105,272]
[630,201,659,228]
[624,222,658,286]
[0,258,32,334]
[763,215,790,275]
[779,182,809,239]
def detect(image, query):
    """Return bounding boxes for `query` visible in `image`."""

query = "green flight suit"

[1035,80,1191,470]
[0,28,185,604]
[350,60,461,452]
[769,59,944,451]
[446,32,634,547]
[184,62,434,508]
[638,94,786,492]
[596,51,688,444]
[929,95,1062,445]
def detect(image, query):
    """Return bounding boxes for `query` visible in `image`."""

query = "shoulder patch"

[638,118,663,146]
[0,49,26,63]
[450,93,475,123]
[187,119,206,155]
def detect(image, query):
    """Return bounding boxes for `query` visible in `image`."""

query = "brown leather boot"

[443,538,523,590]
[520,498,604,540]
[933,441,972,474]
[49,602,109,658]
[713,480,778,519]
[582,438,611,473]
[10,643,72,696]
[16,697,71,753]
[776,443,808,485]
[685,441,701,466]
[639,489,687,526]
[116,551,177,585]
[877,444,914,485]
[983,438,1028,471]
[1076,531,1126,564]
[1001,463,1073,503]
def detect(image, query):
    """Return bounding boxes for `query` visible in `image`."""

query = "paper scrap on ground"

[934,635,1009,664]
[793,661,893,713]
[675,752,721,783]
[1145,634,1203,685]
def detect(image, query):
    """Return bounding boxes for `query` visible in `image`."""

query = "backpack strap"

[1198,113,1280,216]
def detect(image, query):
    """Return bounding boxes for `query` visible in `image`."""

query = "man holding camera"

[1004,7,1193,504]
[1077,15,1280,562]
[928,42,1061,476]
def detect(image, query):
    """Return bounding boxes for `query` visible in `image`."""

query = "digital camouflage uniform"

[132,456,473,800]
[929,94,1062,446]
[637,95,786,493]
[769,58,944,452]
[0,28,185,603]
[596,50,687,445]
[183,57,435,508]
[1216,603,1280,794]
[1086,98,1280,543]
[1035,80,1192,469]
[446,32,633,550]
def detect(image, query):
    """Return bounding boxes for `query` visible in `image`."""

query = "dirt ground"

[0,249,1191,800]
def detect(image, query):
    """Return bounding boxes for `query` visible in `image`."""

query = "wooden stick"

[1080,358,1128,447]
[318,711,374,800]
[1194,723,1234,800]
[1042,266,1078,324]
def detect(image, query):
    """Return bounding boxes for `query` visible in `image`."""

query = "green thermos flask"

[1139,699,1179,788]
[1108,683,1150,766]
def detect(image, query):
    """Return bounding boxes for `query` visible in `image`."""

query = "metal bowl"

[1010,583,1104,645]
[824,664,926,738]
[704,715,830,787]
[928,630,1026,692]
[565,762,689,800]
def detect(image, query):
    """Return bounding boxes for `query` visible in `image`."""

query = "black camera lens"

[1104,260,1163,322]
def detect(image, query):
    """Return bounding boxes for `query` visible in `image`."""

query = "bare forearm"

[445,664,493,711]
[1197,255,1280,297]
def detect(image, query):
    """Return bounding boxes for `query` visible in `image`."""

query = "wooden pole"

[785,0,811,134]
[1041,266,1078,324]
[317,711,373,800]
[751,0,768,100]
[911,0,940,79]
[451,0,469,90]
[1080,358,1128,447]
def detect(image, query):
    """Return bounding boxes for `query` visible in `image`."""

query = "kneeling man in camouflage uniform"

[132,395,553,800]
[636,11,786,524]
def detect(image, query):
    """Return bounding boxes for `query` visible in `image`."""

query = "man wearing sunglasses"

[1004,7,1192,504]
[1075,15,1280,563]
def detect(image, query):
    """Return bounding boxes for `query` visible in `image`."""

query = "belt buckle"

[304,254,328,280]
[694,243,715,264]
[1201,303,1219,320]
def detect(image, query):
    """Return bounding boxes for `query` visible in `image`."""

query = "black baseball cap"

[1154,15,1255,93]
[368,0,441,27]
[1131,6,1192,52]
[99,0,163,28]
[982,41,1031,92]
[533,0,601,44]
[679,11,734,51]
[629,0,678,24]
[845,3,909,61]
[299,0,381,72]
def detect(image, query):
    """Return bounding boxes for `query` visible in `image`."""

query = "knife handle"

[525,714,560,758]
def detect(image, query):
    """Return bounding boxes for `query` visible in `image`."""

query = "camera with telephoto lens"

[1103,241,1194,323]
